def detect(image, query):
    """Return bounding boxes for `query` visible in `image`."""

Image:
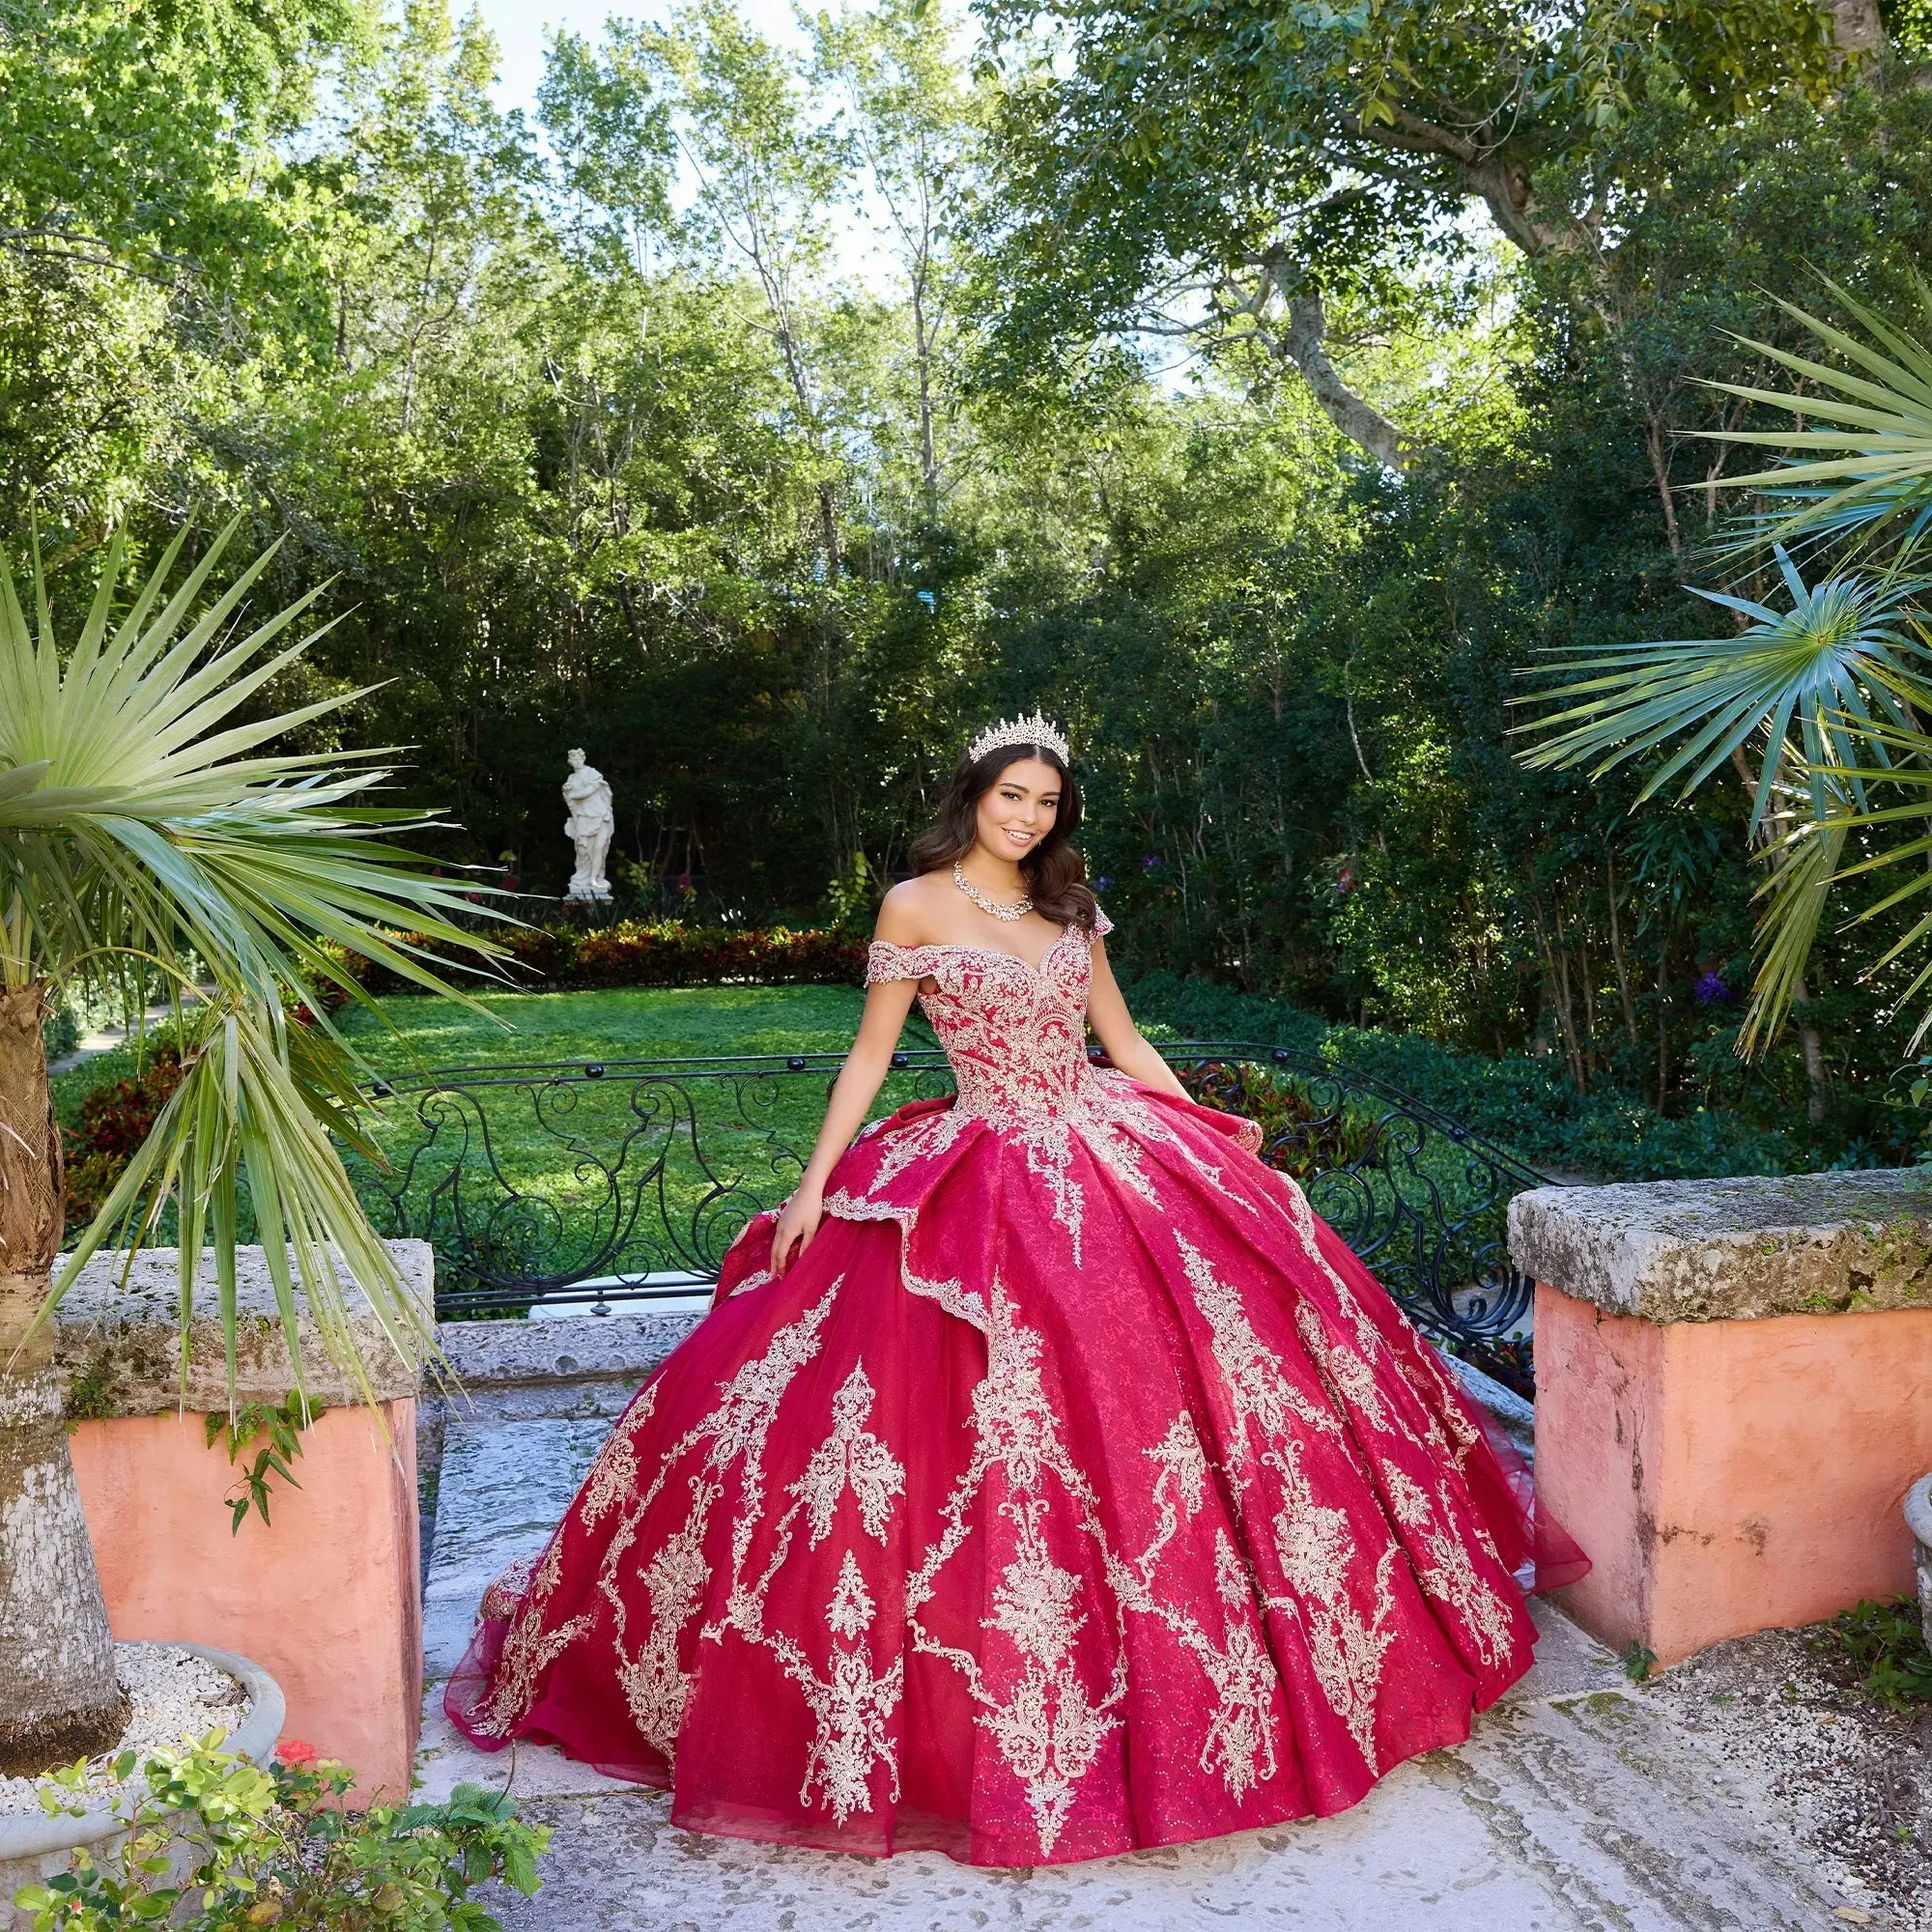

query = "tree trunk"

[1793,975,1833,1123]
[0,980,127,1776]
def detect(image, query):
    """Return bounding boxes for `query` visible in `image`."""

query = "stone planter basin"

[1906,1472,1932,1654]
[0,1644,284,1930]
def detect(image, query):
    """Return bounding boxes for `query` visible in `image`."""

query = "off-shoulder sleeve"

[867,939,932,985]
[1092,904,1113,940]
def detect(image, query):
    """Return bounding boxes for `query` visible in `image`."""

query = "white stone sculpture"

[562,749,614,901]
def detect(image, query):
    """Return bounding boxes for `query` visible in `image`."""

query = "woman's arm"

[799,979,918,1196]
[1085,937,1190,1100]
[767,976,918,1275]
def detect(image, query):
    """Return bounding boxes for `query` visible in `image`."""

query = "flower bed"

[329,921,867,1000]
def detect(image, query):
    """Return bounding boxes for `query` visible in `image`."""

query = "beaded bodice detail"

[866,910,1114,1129]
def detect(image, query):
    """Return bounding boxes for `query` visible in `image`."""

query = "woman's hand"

[771,1184,825,1276]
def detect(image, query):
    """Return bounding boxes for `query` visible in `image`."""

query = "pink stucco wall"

[70,1401,421,1806]
[1537,1284,1932,1664]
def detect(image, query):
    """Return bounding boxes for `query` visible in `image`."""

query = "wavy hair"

[907,743,1098,932]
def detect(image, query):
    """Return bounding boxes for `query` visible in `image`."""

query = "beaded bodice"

[865,910,1114,1128]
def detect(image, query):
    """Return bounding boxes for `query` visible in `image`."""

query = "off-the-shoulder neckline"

[870,922,1094,980]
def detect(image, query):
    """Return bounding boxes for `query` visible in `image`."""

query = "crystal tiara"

[968,710,1071,766]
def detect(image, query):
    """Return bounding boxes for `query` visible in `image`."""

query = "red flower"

[277,1739,319,1767]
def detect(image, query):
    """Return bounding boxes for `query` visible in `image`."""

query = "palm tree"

[1517,283,1932,1063]
[0,521,493,1776]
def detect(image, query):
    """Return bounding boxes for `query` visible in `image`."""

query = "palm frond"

[1514,552,1929,834]
[1701,277,1932,550]
[0,518,515,1406]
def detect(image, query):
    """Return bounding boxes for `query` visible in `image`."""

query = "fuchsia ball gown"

[447,910,1585,1868]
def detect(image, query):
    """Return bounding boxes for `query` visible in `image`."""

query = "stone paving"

[413,1314,1888,1931]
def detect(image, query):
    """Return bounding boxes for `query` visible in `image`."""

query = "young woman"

[447,714,1583,1868]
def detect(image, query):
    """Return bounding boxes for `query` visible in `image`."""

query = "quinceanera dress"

[446,911,1585,1867]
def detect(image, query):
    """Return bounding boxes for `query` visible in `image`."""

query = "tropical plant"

[0,520,494,1776]
[15,1733,548,1929]
[1518,284,1932,1066]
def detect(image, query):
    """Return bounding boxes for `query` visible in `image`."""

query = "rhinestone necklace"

[952,863,1033,922]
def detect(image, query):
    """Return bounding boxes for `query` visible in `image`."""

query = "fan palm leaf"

[1516,551,1932,1045]
[1701,277,1932,552]
[1515,551,1929,831]
[0,517,506,1393]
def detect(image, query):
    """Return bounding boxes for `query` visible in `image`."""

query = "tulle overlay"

[446,918,1585,1867]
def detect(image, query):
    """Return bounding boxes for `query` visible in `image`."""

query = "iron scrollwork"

[348,1043,1553,1397]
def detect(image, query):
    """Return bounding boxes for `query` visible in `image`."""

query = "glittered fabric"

[445,912,1586,1867]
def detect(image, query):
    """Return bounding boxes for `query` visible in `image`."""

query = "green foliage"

[1619,1640,1658,1684]
[17,0,1932,1179]
[1809,1597,1932,1712]
[13,1735,548,1930]
[41,1001,77,1060]
[206,1392,322,1534]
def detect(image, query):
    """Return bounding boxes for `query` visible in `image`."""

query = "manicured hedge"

[331,921,868,1000]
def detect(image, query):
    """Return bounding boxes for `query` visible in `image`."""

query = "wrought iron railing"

[346,1043,1553,1396]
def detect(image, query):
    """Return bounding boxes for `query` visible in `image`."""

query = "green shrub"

[14,1734,548,1930]
[1120,968,1811,1181]
[1809,1597,1932,1711]
[42,1001,80,1060]
[328,921,867,1001]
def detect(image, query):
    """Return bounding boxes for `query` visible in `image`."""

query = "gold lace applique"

[1147,1411,1209,1517]
[902,1279,1128,1857]
[581,1382,659,1528]
[790,1362,907,1546]
[1176,1233,1401,1769]
[759,1548,905,1828]
[559,1279,845,1750]
[469,1538,590,1739]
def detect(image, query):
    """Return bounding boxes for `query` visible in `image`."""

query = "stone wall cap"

[50,1241,433,1415]
[435,1309,701,1387]
[1509,1169,1932,1323]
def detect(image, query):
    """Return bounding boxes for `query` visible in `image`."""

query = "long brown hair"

[907,743,1099,932]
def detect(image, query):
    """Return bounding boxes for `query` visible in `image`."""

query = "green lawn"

[332,982,893,1070]
[330,986,939,1294]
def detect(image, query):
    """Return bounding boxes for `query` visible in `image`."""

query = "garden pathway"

[412,1313,1885,1932]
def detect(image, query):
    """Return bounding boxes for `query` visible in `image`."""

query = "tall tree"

[652,1,851,575]
[975,0,1862,469]
[812,0,978,521]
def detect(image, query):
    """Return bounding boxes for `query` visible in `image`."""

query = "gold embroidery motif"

[790,1362,907,1546]
[469,1538,590,1738]
[1177,1233,1400,1769]
[904,1279,1128,1857]
[763,1549,904,1827]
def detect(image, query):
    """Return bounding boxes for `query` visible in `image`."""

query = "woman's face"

[974,755,1061,866]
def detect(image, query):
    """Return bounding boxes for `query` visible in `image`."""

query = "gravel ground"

[0,1645,252,1816]
[1648,1622,1932,1928]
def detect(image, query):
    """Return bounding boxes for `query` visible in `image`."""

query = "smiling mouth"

[1004,828,1034,844]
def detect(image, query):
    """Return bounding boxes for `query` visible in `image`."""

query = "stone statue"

[562,749,614,901]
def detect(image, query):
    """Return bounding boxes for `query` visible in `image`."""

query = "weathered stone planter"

[53,1244,431,1806]
[1514,1170,1932,1668]
[0,1643,282,1931]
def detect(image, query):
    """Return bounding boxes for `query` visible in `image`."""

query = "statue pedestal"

[559,893,616,926]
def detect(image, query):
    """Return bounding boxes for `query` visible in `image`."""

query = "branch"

[1275,286,1411,474]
